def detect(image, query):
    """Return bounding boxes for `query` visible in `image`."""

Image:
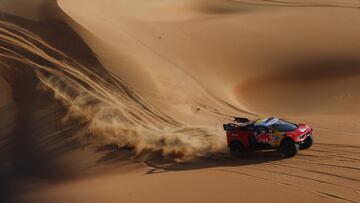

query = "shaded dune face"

[284,56,360,80]
[0,78,11,106]
[0,0,49,21]
[194,0,248,14]
[0,11,112,184]
[235,55,360,116]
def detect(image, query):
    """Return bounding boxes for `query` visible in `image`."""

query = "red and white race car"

[223,117,314,157]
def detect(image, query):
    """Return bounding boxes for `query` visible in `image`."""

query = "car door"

[268,127,283,146]
[254,126,272,143]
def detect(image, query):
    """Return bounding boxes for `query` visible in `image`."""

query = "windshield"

[271,120,298,132]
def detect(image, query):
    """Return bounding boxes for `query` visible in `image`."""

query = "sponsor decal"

[273,136,281,141]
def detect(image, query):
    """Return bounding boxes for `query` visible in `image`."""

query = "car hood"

[288,124,313,141]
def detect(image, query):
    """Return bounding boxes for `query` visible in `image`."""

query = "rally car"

[223,117,313,157]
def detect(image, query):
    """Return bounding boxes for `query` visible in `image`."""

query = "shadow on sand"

[143,151,286,175]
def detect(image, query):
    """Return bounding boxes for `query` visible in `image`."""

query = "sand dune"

[58,0,360,116]
[0,0,360,202]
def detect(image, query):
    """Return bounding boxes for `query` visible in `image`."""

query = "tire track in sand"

[222,144,360,202]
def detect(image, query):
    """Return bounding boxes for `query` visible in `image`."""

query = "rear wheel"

[300,134,313,150]
[230,141,245,157]
[280,139,299,157]
[248,135,258,150]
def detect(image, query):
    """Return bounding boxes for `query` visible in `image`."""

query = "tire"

[230,141,245,157]
[300,134,313,150]
[280,139,299,157]
[248,135,257,150]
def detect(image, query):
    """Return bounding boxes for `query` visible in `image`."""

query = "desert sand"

[0,0,359,202]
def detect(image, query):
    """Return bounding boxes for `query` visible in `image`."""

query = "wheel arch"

[280,137,296,145]
[229,140,242,148]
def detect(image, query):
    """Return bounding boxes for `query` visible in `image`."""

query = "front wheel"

[300,134,313,150]
[280,139,299,157]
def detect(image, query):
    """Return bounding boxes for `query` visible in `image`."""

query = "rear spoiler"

[234,117,250,123]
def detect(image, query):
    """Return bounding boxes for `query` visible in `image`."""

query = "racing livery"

[223,117,314,157]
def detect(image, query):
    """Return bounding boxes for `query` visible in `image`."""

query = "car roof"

[254,117,279,127]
